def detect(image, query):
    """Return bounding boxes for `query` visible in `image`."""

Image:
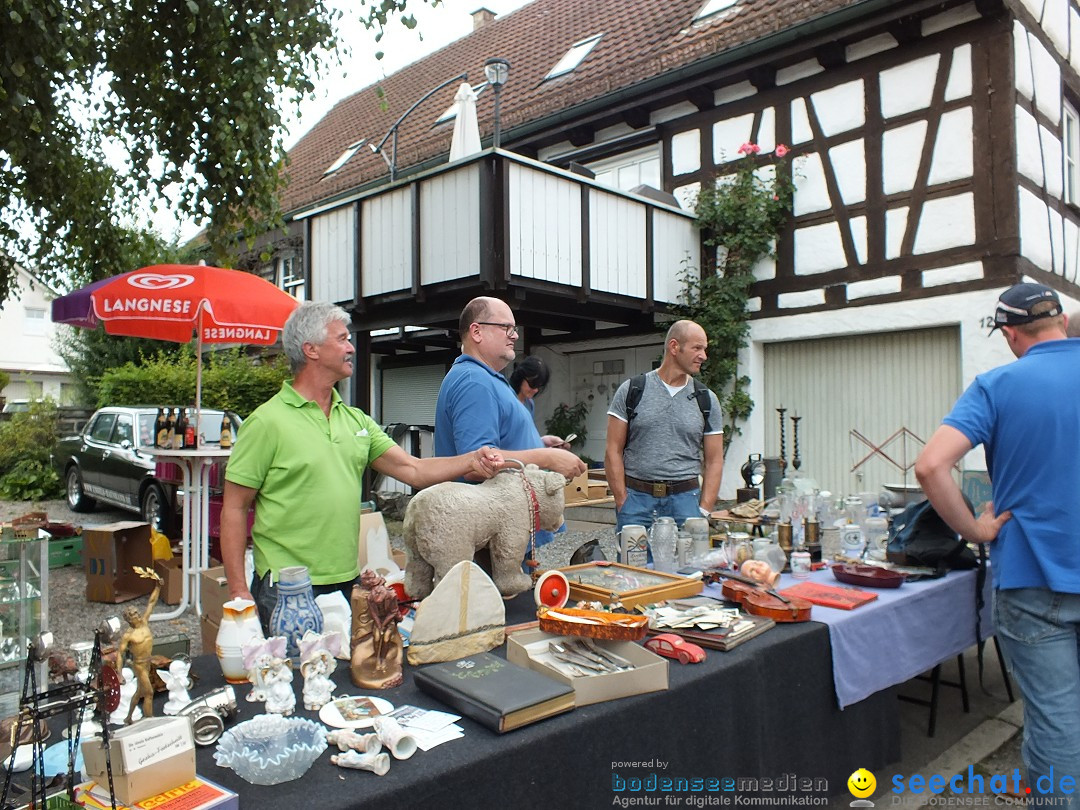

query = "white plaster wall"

[1015,105,1046,185]
[714,81,756,106]
[922,260,984,287]
[793,221,846,274]
[1072,6,1080,75]
[846,33,897,62]
[1040,122,1064,200]
[945,44,973,102]
[793,152,830,215]
[922,2,981,36]
[712,114,755,162]
[1018,185,1056,270]
[1014,21,1062,124]
[757,107,776,152]
[913,193,976,254]
[1041,0,1070,58]
[847,275,901,300]
[777,289,825,309]
[830,139,866,205]
[810,80,865,137]
[850,215,868,265]
[791,98,813,145]
[928,107,974,186]
[1065,218,1080,283]
[673,182,700,212]
[777,58,824,86]
[880,55,939,119]
[882,120,928,195]
[885,207,909,260]
[651,101,699,125]
[671,129,701,176]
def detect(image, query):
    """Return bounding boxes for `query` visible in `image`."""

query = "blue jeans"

[993,587,1080,807]
[616,489,701,564]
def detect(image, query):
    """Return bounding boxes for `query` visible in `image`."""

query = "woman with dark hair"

[509,355,550,416]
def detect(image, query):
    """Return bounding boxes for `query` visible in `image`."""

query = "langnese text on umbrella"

[101,297,194,314]
[203,326,274,341]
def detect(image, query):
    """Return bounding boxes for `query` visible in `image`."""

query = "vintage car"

[643,633,707,665]
[50,406,240,536]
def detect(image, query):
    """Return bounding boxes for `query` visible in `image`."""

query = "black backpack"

[886,499,978,577]
[624,373,713,432]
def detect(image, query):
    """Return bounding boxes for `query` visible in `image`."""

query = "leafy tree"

[0,0,439,302]
[0,399,63,499]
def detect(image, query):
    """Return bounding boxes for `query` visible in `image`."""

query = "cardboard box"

[199,566,230,625]
[200,613,220,656]
[76,775,238,810]
[564,471,589,503]
[154,556,184,605]
[507,627,668,706]
[82,716,196,806]
[587,480,609,499]
[83,522,155,603]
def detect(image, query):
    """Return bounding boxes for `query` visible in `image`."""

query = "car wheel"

[66,466,96,513]
[678,651,691,665]
[141,483,176,537]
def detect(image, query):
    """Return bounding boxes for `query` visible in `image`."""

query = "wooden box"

[564,471,589,503]
[556,562,703,608]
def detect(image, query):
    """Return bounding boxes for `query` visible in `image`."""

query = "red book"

[779,581,878,610]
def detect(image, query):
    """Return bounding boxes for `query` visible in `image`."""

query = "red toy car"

[644,633,707,665]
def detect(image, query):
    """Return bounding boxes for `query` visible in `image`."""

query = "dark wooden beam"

[686,86,713,112]
[748,66,776,91]
[889,15,922,45]
[816,42,846,71]
[622,107,651,129]
[567,126,595,147]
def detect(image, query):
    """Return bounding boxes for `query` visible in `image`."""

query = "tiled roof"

[281,0,867,214]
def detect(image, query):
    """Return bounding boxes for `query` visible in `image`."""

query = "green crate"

[48,536,83,569]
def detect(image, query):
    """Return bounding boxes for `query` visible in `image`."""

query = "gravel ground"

[1,498,617,663]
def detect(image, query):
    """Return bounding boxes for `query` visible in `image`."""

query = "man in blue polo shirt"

[435,297,586,551]
[916,283,1080,805]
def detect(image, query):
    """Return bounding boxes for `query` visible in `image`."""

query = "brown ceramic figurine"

[117,567,163,724]
[350,570,403,689]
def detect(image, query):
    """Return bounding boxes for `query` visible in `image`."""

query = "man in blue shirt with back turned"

[916,283,1080,806]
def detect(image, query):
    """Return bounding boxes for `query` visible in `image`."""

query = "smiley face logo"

[847,768,876,798]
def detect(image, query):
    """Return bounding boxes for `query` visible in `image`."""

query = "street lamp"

[484,57,511,149]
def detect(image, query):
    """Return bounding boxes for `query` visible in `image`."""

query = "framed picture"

[556,562,702,607]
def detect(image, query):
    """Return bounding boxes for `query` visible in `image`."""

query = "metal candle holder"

[776,407,788,475]
[791,415,802,471]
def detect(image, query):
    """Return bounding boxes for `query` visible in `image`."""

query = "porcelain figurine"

[160,657,193,715]
[110,666,142,725]
[326,730,381,754]
[263,656,296,716]
[298,630,342,711]
[243,636,287,705]
[270,566,324,659]
[330,749,390,776]
[217,598,265,684]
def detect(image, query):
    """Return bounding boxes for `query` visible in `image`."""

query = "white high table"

[145,447,231,621]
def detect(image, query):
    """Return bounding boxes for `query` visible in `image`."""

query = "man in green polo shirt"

[221,301,503,630]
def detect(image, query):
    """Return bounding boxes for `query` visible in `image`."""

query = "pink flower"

[737,142,761,155]
[775,144,789,158]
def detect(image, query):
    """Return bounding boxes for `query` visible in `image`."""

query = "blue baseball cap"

[989,283,1062,332]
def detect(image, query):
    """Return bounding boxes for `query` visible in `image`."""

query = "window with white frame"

[584,146,662,193]
[1066,100,1079,207]
[545,35,602,80]
[281,255,305,300]
[24,307,45,336]
[435,83,487,124]
[694,0,740,22]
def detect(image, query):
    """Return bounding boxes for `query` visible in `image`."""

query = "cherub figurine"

[330,750,390,776]
[262,656,295,716]
[242,637,286,704]
[117,567,163,724]
[300,650,336,711]
[326,729,381,754]
[110,667,142,725]
[160,657,192,716]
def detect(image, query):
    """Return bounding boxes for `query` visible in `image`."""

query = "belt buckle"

[652,482,668,498]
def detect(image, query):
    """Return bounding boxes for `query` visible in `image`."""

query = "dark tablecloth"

[187,593,899,807]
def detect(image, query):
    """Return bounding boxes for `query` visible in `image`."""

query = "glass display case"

[0,526,49,717]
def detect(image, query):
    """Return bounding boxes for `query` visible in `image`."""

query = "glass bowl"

[213,714,327,785]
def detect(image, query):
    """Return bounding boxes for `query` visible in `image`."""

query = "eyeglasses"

[474,322,519,338]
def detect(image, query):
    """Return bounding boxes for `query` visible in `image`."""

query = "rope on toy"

[499,459,541,573]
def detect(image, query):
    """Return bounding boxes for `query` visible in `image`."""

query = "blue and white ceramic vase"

[269,566,324,659]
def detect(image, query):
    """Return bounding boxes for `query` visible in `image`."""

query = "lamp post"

[483,57,511,149]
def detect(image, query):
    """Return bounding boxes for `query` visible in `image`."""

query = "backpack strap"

[624,373,647,424]
[692,379,713,433]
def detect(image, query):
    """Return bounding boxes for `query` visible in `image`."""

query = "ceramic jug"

[270,566,324,659]
[217,598,265,684]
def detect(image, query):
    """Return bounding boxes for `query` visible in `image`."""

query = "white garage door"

[762,326,961,498]
[381,364,446,427]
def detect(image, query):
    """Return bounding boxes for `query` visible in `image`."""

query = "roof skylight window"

[545,34,602,80]
[323,140,366,176]
[434,82,488,124]
[694,0,739,21]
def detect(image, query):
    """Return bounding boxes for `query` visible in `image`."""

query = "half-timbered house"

[266,0,1080,498]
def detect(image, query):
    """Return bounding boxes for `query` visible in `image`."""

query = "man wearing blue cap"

[916,282,1080,805]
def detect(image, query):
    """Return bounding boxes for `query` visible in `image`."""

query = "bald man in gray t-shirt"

[605,321,725,533]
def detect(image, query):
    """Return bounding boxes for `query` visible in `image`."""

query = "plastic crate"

[48,536,83,569]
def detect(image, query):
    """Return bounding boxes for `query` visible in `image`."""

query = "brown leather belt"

[625,475,699,497]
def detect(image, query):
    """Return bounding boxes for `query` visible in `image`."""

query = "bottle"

[165,408,176,449]
[219,413,232,449]
[791,543,811,579]
[173,409,185,450]
[154,408,167,448]
[184,412,196,449]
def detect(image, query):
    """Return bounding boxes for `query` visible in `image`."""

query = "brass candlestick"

[777,407,788,475]
[791,415,802,471]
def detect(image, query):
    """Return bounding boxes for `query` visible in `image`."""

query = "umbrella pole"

[195,310,203,446]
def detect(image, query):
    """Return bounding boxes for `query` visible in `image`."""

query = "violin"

[706,569,813,623]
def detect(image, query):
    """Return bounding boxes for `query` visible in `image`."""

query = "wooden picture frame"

[556,562,703,608]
